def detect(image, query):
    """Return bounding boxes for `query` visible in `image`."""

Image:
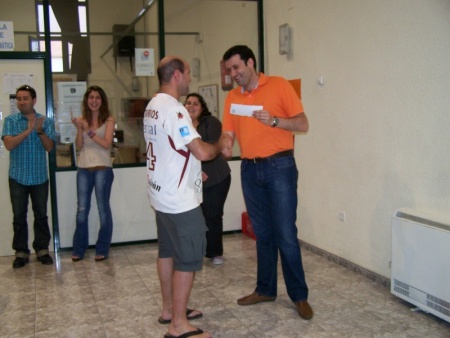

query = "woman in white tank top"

[70,86,115,262]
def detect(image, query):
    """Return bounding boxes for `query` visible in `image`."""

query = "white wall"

[264,0,450,277]
[55,161,244,249]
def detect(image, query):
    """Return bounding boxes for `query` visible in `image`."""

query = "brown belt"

[86,166,108,171]
[245,149,294,163]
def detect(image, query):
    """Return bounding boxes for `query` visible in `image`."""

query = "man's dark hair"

[157,58,185,85]
[16,85,37,99]
[222,45,257,71]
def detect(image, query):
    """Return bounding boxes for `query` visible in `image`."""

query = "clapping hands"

[71,114,88,131]
[27,115,45,133]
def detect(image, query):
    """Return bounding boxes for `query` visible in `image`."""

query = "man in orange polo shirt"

[221,45,313,320]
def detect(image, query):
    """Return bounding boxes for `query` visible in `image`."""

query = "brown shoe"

[296,300,313,320]
[237,292,276,306]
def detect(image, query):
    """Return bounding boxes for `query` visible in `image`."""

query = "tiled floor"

[1,233,449,338]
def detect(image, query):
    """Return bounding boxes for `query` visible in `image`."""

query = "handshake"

[218,133,233,159]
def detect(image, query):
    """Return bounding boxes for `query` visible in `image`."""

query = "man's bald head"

[157,56,187,85]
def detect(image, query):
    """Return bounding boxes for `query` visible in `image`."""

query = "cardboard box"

[242,212,256,240]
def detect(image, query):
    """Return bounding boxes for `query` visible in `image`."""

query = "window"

[35,0,90,78]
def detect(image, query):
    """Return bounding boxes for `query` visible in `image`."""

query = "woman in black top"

[185,93,231,265]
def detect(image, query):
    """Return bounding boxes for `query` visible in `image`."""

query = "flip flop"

[164,328,204,338]
[186,309,203,321]
[158,309,203,324]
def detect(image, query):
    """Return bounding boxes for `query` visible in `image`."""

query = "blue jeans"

[72,167,114,258]
[241,155,309,303]
[9,178,51,258]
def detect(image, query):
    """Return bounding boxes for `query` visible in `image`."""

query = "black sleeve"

[202,116,222,143]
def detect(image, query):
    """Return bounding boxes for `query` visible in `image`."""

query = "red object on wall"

[220,60,233,91]
[242,212,256,240]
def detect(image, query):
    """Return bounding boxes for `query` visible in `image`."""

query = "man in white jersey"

[143,56,230,338]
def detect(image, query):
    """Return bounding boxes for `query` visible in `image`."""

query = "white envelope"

[230,103,263,117]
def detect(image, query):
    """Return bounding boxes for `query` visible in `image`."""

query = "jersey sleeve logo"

[177,112,184,120]
[179,126,190,137]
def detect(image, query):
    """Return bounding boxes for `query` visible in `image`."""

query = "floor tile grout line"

[80,256,109,337]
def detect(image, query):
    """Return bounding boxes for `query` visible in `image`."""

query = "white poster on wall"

[135,48,155,76]
[0,21,14,51]
[2,72,34,94]
[56,82,87,143]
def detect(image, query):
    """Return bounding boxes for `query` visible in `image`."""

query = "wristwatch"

[37,130,45,135]
[271,117,279,128]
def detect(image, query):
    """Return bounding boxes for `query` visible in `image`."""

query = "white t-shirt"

[143,93,202,213]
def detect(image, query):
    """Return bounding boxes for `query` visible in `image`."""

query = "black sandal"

[158,309,203,324]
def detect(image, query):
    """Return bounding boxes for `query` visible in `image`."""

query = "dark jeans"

[241,155,309,303]
[201,174,231,258]
[9,178,51,258]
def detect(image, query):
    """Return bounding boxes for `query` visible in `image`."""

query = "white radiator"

[391,208,450,323]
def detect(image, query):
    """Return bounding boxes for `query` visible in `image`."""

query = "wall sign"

[135,48,155,76]
[0,21,15,51]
